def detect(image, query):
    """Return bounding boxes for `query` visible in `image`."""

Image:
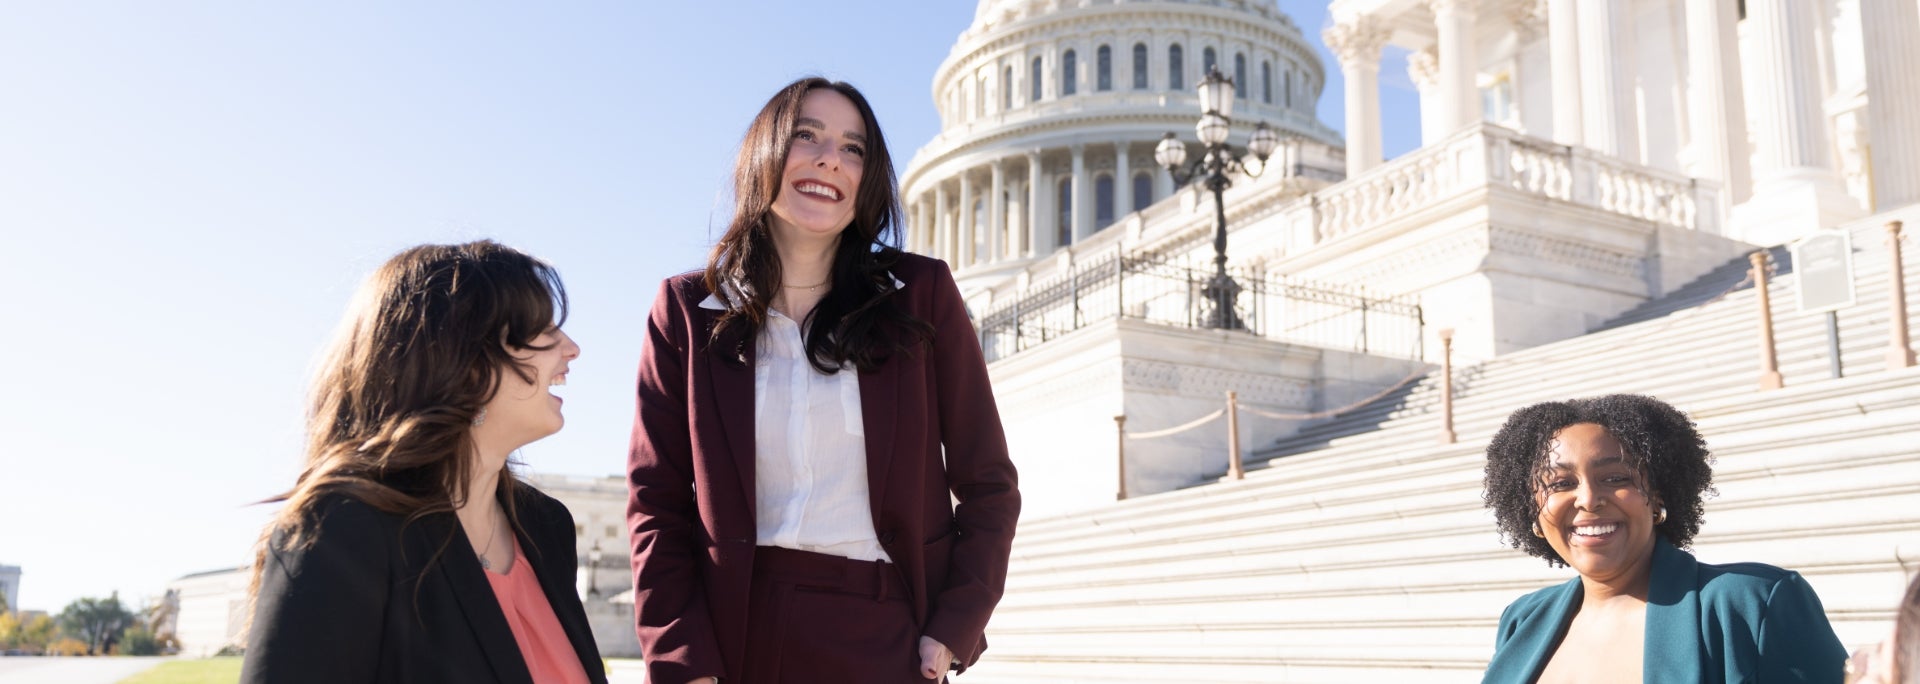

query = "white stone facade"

[166,566,249,658]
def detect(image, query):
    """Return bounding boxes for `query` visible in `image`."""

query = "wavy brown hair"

[704,77,932,372]
[248,240,568,602]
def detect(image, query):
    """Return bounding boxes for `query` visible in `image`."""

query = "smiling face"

[1535,422,1662,587]
[767,88,867,248]
[474,327,580,453]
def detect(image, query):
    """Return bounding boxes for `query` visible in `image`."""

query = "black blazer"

[242,484,607,684]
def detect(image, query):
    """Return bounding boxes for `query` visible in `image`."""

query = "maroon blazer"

[626,252,1021,683]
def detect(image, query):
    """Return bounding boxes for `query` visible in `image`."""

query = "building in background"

[165,566,249,658]
[0,564,20,613]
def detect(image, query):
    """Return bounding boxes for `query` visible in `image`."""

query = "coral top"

[483,538,593,684]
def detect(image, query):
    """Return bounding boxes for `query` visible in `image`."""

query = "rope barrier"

[1127,408,1225,439]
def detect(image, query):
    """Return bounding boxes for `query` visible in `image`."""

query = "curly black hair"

[1482,394,1716,567]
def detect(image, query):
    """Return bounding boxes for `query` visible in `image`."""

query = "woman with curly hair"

[1480,394,1845,683]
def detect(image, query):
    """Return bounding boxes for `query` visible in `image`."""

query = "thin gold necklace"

[475,511,501,571]
[782,278,829,292]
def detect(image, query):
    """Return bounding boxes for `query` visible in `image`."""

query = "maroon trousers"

[739,546,929,683]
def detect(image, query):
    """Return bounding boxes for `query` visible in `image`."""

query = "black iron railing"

[976,252,1424,363]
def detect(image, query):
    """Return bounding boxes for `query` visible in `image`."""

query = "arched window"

[1096,45,1112,91]
[1132,172,1153,212]
[1031,57,1043,103]
[1062,49,1078,96]
[1203,47,1217,75]
[1169,44,1184,91]
[1003,66,1013,110]
[1262,61,1272,104]
[1095,173,1115,228]
[1234,53,1247,99]
[1132,43,1148,89]
[1285,69,1293,108]
[1056,177,1074,246]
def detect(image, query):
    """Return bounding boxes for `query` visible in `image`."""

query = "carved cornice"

[1123,359,1313,408]
[1487,226,1646,281]
[1322,15,1392,68]
[1406,47,1440,91]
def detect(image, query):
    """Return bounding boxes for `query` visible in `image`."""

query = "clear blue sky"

[0,1,1418,613]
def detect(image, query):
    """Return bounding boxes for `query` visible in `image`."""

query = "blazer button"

[879,530,897,545]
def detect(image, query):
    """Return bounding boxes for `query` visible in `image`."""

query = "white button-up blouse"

[698,278,902,563]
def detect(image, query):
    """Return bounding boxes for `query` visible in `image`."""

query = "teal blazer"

[1483,538,1845,683]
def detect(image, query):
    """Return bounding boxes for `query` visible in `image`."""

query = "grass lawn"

[118,657,243,684]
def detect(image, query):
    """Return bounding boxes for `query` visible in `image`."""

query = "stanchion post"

[1753,251,1785,389]
[1438,327,1457,444]
[1226,391,1244,480]
[1114,415,1128,500]
[1888,221,1915,369]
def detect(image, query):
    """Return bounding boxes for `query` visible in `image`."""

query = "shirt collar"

[698,272,905,311]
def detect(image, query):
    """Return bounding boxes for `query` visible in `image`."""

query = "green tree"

[18,613,56,653]
[117,625,161,655]
[0,589,10,614]
[57,592,135,655]
[0,610,18,649]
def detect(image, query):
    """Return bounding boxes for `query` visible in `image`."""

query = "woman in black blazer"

[242,240,603,684]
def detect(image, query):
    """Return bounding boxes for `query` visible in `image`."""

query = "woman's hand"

[918,635,953,681]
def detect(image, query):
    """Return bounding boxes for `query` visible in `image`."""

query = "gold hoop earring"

[1531,522,1545,538]
[1654,506,1668,525]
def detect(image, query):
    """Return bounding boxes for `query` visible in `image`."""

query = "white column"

[1431,0,1480,134]
[1684,0,1752,204]
[989,159,1006,262]
[934,184,951,265]
[1577,0,1636,158]
[1732,0,1864,245]
[1027,149,1045,256]
[958,171,975,267]
[1114,142,1132,217]
[1070,143,1090,241]
[1407,47,1442,147]
[1861,0,1920,209]
[1007,180,1026,258]
[1324,16,1390,176]
[1546,0,1583,146]
[909,199,924,253]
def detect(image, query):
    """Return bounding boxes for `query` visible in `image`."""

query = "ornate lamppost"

[1155,66,1282,330]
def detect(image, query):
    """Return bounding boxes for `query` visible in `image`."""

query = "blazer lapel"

[699,304,759,522]
[433,517,535,684]
[1643,538,1705,684]
[859,358,901,524]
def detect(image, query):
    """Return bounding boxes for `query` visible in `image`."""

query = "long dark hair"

[1897,570,1920,684]
[704,77,932,372]
[249,240,568,598]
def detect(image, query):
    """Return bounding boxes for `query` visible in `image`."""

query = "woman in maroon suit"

[626,77,1021,684]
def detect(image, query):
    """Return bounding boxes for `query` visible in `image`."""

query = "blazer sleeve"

[240,499,389,684]
[626,278,726,682]
[918,259,1023,668]
[1754,572,1846,683]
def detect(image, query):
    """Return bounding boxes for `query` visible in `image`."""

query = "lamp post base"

[1201,272,1244,330]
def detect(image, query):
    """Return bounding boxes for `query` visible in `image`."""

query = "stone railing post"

[1889,221,1915,369]
[1114,415,1128,500]
[1438,327,1457,444]
[1753,251,1785,389]
[1226,391,1244,480]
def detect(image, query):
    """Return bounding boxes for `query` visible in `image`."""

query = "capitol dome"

[900,0,1345,288]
